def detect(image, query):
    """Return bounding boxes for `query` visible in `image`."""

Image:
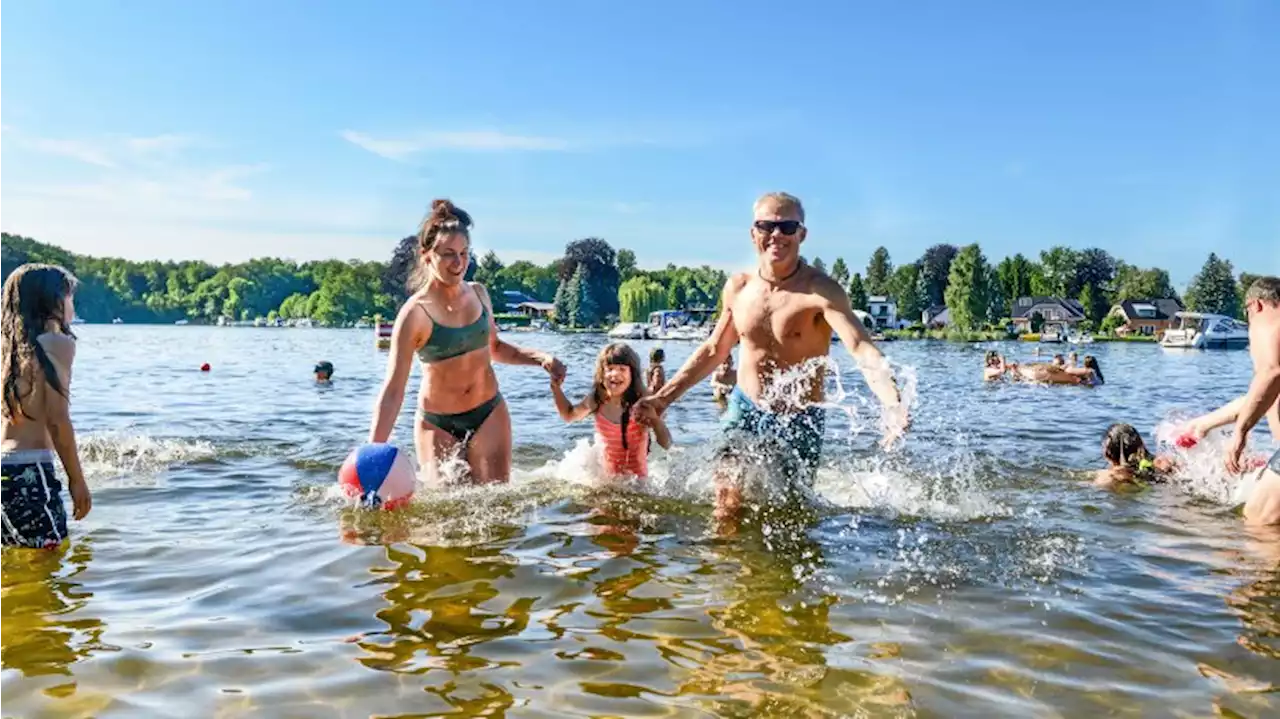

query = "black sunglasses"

[753,220,803,236]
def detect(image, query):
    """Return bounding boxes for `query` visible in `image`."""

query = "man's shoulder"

[802,269,847,301]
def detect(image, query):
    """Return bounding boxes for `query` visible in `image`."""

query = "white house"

[866,295,905,329]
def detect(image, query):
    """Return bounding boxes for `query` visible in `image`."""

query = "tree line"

[1,232,721,328]
[804,243,1261,333]
[2,231,1259,331]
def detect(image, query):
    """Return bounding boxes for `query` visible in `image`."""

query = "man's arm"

[1231,367,1280,442]
[651,278,743,409]
[1186,396,1247,437]
[817,277,901,411]
[476,284,565,379]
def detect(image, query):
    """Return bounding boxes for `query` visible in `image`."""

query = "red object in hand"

[1175,433,1198,449]
[200,363,211,372]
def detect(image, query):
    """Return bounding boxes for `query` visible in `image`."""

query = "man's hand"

[632,394,668,426]
[541,356,566,383]
[1225,431,1248,474]
[69,479,92,520]
[880,404,910,449]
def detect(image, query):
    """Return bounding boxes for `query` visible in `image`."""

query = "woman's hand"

[541,355,567,383]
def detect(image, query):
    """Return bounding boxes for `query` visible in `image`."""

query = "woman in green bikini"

[369,199,565,484]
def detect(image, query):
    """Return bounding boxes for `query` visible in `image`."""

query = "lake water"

[2,326,1278,718]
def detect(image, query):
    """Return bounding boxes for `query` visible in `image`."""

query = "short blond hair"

[753,192,805,222]
[1245,276,1280,306]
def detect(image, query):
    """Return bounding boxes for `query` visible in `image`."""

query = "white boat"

[608,322,648,339]
[1067,331,1094,345]
[112,317,124,324]
[70,316,86,325]
[175,319,189,326]
[1160,312,1249,349]
[1040,323,1066,343]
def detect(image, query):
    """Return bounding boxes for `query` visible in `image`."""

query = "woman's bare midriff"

[416,349,500,415]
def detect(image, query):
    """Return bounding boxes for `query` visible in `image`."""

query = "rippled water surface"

[3,327,1278,717]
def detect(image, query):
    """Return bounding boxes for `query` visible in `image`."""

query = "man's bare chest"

[732,289,822,344]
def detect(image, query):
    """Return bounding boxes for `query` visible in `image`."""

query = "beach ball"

[338,443,416,510]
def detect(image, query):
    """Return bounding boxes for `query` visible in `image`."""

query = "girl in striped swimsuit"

[551,343,672,480]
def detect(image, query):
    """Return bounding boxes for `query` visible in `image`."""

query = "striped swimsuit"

[594,411,650,479]
[2,449,68,548]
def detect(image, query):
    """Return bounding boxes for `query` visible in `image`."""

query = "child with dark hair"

[1,264,92,547]
[1094,423,1174,488]
[551,342,672,480]
[314,361,334,383]
[647,347,666,394]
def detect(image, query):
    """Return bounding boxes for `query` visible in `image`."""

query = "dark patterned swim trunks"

[2,450,68,549]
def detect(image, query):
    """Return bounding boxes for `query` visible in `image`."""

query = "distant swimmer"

[1181,277,1280,525]
[369,199,566,484]
[634,192,907,521]
[550,342,672,480]
[646,347,666,394]
[314,361,334,383]
[711,354,736,403]
[982,351,1007,381]
[1011,355,1103,386]
[1,264,92,548]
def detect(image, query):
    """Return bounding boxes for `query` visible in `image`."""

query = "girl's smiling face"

[603,364,632,398]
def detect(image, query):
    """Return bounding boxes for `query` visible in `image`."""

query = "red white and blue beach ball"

[338,443,416,510]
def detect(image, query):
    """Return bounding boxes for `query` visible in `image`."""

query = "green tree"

[1114,263,1177,301]
[865,247,893,295]
[1078,283,1108,325]
[847,272,869,312]
[1038,246,1081,297]
[616,248,638,280]
[830,257,850,287]
[812,257,826,275]
[943,244,992,331]
[1100,312,1125,336]
[890,263,926,323]
[571,264,601,327]
[917,244,957,306]
[995,254,1035,309]
[618,277,665,322]
[1185,253,1240,317]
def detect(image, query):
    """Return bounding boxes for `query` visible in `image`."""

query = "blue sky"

[3,1,1277,287]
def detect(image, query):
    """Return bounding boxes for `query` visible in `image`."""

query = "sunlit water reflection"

[2,327,1277,717]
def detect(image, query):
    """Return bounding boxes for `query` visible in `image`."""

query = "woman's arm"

[550,378,594,422]
[39,334,90,520]
[369,302,423,443]
[474,284,565,378]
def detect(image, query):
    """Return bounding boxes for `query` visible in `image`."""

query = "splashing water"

[77,432,217,485]
[1152,419,1267,505]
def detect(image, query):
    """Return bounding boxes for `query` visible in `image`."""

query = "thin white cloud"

[340,129,570,160]
[126,133,198,154]
[24,138,118,168]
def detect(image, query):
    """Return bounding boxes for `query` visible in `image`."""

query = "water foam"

[78,432,217,485]
[1153,419,1270,505]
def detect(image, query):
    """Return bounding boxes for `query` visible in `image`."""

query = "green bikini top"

[417,291,490,363]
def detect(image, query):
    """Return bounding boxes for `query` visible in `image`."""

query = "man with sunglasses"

[634,192,907,520]
[1182,277,1280,525]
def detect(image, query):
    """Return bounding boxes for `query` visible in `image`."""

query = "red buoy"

[200,363,211,372]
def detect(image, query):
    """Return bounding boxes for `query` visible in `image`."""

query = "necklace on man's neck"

[759,261,803,286]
